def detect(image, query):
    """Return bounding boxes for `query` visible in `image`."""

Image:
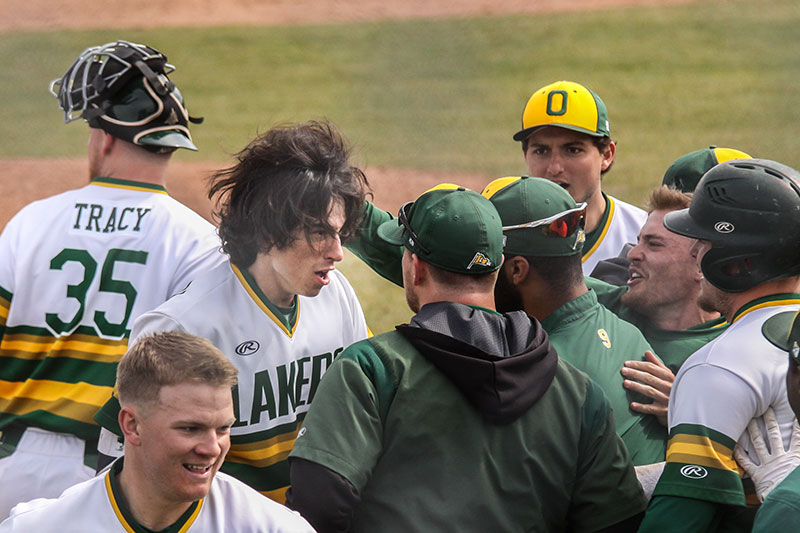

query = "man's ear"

[504,256,530,286]
[101,130,116,155]
[411,253,428,286]
[694,265,704,283]
[600,140,616,172]
[119,406,143,447]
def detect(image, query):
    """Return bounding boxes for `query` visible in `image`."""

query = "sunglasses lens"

[543,211,583,237]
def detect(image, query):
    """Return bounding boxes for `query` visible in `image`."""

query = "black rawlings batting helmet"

[49,40,202,153]
[664,158,800,292]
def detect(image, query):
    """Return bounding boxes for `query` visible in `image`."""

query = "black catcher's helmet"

[49,40,202,153]
[664,159,800,292]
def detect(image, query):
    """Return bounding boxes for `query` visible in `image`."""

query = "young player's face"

[137,383,234,505]
[523,127,613,207]
[261,199,346,307]
[621,210,703,315]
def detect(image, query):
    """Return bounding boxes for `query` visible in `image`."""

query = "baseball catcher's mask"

[49,40,203,153]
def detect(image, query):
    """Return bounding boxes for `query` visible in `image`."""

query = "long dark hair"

[209,120,370,267]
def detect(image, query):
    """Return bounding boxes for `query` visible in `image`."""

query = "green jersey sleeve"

[570,378,648,530]
[289,339,397,491]
[346,201,404,287]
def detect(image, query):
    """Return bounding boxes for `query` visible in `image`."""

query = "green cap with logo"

[481,176,586,257]
[513,80,610,142]
[661,146,752,193]
[378,184,503,275]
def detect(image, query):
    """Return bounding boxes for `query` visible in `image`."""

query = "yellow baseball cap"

[513,80,610,142]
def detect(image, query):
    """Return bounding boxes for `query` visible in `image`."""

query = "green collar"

[107,459,203,533]
[541,289,598,331]
[731,293,800,324]
[91,177,168,195]
[231,264,299,336]
[467,304,502,316]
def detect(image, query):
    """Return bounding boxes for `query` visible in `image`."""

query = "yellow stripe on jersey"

[106,472,137,533]
[228,424,301,468]
[228,438,296,468]
[105,468,204,532]
[178,499,203,533]
[0,302,9,322]
[581,196,615,264]
[666,433,742,473]
[0,379,113,409]
[733,299,800,324]
[0,333,127,364]
[0,395,106,425]
[92,181,169,195]
[262,486,289,504]
[231,265,298,338]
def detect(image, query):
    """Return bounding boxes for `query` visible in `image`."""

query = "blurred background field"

[1,0,798,333]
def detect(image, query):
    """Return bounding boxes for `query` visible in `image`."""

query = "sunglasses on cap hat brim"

[501,203,587,238]
[398,201,431,255]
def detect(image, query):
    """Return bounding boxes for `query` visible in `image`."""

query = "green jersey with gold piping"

[586,276,728,372]
[94,260,368,503]
[0,177,223,442]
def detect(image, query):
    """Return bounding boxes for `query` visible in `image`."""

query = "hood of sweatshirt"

[396,301,557,425]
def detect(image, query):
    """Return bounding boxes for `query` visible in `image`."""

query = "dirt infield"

[0,0,700,226]
[2,0,700,32]
[0,158,487,229]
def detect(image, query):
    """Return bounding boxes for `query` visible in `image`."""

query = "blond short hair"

[116,331,238,409]
[647,185,692,214]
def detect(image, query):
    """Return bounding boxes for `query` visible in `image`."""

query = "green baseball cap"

[377,184,503,274]
[481,176,586,257]
[762,310,800,363]
[513,80,610,142]
[661,146,751,192]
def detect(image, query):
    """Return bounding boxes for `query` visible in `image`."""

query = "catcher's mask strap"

[134,60,174,96]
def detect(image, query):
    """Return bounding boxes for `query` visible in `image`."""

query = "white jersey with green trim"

[660,297,800,503]
[581,195,645,276]
[0,466,314,532]
[0,177,224,440]
[116,259,369,501]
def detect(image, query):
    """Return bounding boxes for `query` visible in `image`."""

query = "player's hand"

[621,350,673,427]
[734,407,800,502]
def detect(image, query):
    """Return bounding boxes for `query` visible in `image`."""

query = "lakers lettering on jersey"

[95,260,369,503]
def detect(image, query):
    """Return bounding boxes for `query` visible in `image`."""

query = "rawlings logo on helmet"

[714,221,735,233]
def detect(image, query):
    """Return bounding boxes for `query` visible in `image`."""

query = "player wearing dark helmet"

[0,40,223,519]
[49,40,203,153]
[639,159,800,532]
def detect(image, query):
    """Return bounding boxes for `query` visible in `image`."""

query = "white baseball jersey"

[96,259,369,502]
[0,177,224,442]
[0,460,314,532]
[581,194,645,276]
[653,294,800,506]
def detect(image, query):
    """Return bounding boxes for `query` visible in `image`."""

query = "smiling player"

[0,332,313,531]
[94,121,371,503]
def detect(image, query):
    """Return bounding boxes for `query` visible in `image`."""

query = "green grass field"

[2,0,798,333]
